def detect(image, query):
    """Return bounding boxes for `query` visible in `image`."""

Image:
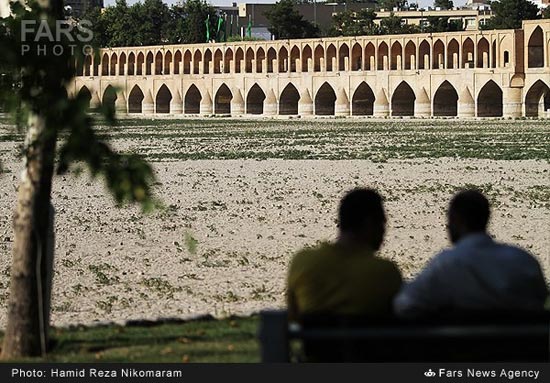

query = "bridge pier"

[503,87,522,118]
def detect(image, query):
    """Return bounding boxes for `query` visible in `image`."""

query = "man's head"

[447,189,490,244]
[338,188,386,251]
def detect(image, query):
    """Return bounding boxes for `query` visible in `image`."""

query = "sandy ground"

[0,141,548,326]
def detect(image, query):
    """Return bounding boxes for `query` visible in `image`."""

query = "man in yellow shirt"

[287,188,402,321]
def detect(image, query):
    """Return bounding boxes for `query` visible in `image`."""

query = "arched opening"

[390,41,402,70]
[102,85,117,110]
[203,49,212,74]
[477,38,489,68]
[128,85,144,114]
[351,43,362,71]
[338,43,349,71]
[101,53,109,75]
[315,82,336,115]
[378,42,388,70]
[447,39,459,69]
[279,83,300,115]
[184,85,201,114]
[235,48,244,73]
[256,47,265,73]
[352,82,375,116]
[404,41,415,70]
[245,47,254,73]
[213,49,223,74]
[462,38,474,68]
[83,54,92,76]
[154,51,163,75]
[267,48,276,73]
[119,53,126,75]
[246,84,266,114]
[365,43,375,71]
[183,50,192,74]
[391,81,415,116]
[174,50,182,74]
[164,51,172,75]
[136,52,144,75]
[314,45,324,72]
[525,80,550,117]
[215,84,232,114]
[433,81,458,116]
[326,44,336,72]
[419,40,430,70]
[528,27,544,68]
[433,39,445,69]
[491,40,497,68]
[193,50,202,74]
[224,48,233,74]
[302,45,312,72]
[109,53,117,75]
[128,53,136,76]
[278,46,288,72]
[78,86,92,109]
[477,80,502,117]
[146,52,154,75]
[155,84,172,114]
[290,46,300,72]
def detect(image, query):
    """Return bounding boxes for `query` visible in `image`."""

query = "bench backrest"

[258,310,550,362]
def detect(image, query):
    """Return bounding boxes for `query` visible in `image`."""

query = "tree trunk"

[1,113,57,358]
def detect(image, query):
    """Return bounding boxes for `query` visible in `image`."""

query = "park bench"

[258,310,550,362]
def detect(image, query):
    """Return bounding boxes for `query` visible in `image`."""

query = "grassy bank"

[0,316,259,362]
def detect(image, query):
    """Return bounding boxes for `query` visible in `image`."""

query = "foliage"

[542,7,550,19]
[424,16,462,32]
[376,0,408,10]
[0,2,156,210]
[81,0,217,46]
[434,0,454,9]
[264,0,320,39]
[329,9,378,36]
[484,0,540,29]
[379,13,419,34]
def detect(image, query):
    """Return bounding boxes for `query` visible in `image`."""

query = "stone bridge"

[70,19,550,118]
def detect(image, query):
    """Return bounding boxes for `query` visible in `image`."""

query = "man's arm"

[393,252,452,318]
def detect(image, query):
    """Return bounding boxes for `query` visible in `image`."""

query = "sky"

[103,0,469,10]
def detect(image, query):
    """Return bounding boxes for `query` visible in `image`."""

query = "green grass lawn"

[0,316,260,362]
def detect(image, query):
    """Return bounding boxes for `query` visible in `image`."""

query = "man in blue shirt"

[394,189,549,318]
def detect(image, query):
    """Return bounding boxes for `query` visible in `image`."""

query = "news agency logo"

[20,19,93,57]
[424,369,436,378]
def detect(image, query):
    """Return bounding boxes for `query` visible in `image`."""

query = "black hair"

[338,188,385,233]
[449,189,490,232]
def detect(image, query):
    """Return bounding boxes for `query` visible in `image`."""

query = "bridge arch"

[247,84,266,114]
[315,82,336,115]
[267,47,276,73]
[224,48,234,74]
[433,39,444,69]
[279,46,289,72]
[290,45,300,72]
[101,53,109,76]
[433,81,458,116]
[447,39,459,69]
[256,47,265,73]
[419,40,430,70]
[391,81,415,116]
[477,37,490,68]
[404,40,415,70]
[352,82,375,116]
[302,45,312,72]
[326,44,336,71]
[378,42,389,70]
[155,51,163,75]
[146,52,154,75]
[83,54,92,76]
[204,49,212,74]
[235,48,244,73]
[365,42,375,70]
[215,84,232,114]
[119,53,126,75]
[477,80,502,117]
[164,51,172,75]
[338,43,349,71]
[184,85,201,114]
[155,85,172,114]
[78,86,92,109]
[193,50,202,74]
[391,41,402,70]
[279,83,300,115]
[246,47,254,73]
[525,80,550,117]
[314,45,324,72]
[351,43,361,71]
[136,52,144,75]
[183,50,192,74]
[462,38,474,68]
[102,85,117,110]
[528,26,544,68]
[128,85,144,114]
[174,50,182,74]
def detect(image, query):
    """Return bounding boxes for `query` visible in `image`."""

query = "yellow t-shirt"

[287,242,402,320]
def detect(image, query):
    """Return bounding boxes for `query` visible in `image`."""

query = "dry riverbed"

[0,118,548,326]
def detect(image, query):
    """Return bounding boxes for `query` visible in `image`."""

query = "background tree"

[330,9,378,36]
[434,0,454,9]
[541,7,550,19]
[1,0,155,358]
[484,0,539,29]
[424,16,462,32]
[264,0,319,39]
[379,12,419,34]
[165,0,217,44]
[376,0,408,10]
